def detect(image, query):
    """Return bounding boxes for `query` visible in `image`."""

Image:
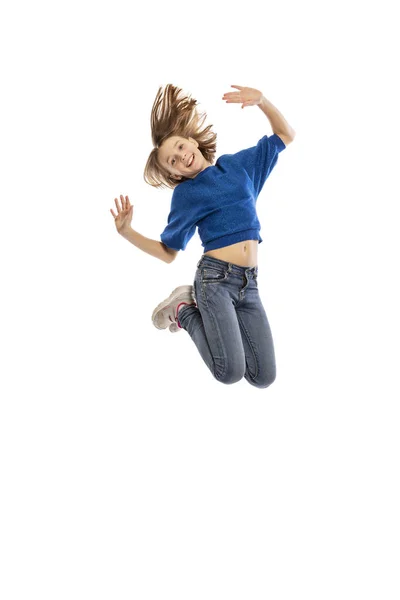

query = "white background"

[1,0,399,598]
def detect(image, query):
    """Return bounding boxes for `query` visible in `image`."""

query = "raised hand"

[222,85,263,109]
[110,194,133,235]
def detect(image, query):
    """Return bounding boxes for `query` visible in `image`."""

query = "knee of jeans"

[248,367,276,389]
[217,373,244,385]
[214,364,245,385]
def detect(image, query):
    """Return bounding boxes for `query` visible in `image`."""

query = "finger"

[114,197,121,212]
[223,95,242,103]
[230,85,244,90]
[120,194,125,210]
[110,208,116,218]
[223,92,241,98]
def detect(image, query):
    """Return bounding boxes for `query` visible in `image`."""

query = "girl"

[110,84,295,388]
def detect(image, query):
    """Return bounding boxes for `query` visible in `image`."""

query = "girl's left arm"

[223,85,296,145]
[258,95,296,145]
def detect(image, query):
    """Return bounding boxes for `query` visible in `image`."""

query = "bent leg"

[178,276,246,385]
[235,286,276,389]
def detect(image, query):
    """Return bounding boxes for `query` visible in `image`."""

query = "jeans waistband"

[197,254,258,276]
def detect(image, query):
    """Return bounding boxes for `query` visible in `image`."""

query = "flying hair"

[143,84,217,190]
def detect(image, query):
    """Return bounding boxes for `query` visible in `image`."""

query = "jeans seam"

[199,275,229,382]
[236,311,259,381]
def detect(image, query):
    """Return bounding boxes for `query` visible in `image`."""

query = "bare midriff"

[203,240,258,268]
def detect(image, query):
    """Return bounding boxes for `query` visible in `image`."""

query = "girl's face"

[158,136,211,180]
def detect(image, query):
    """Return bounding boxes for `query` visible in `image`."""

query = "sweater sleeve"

[232,133,286,196]
[160,188,197,251]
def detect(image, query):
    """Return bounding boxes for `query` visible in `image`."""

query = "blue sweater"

[160,133,286,252]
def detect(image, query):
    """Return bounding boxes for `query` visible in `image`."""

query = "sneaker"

[152,285,196,331]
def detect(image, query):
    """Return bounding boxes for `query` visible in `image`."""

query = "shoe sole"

[152,285,194,330]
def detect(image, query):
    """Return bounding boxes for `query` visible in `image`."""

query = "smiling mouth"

[187,154,194,167]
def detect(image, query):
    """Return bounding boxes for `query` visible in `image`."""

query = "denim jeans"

[177,255,277,388]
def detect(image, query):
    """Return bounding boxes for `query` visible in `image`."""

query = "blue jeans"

[177,255,277,388]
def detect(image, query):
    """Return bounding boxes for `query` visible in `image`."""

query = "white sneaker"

[152,285,196,331]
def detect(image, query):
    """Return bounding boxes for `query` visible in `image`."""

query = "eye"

[171,144,184,165]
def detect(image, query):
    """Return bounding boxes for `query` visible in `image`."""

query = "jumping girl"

[110,84,295,388]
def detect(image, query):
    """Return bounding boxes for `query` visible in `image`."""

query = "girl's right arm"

[110,194,173,263]
[120,227,174,263]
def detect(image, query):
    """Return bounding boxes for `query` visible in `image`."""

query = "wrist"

[119,225,132,237]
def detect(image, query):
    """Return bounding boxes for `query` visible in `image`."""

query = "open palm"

[222,85,263,108]
[110,194,133,234]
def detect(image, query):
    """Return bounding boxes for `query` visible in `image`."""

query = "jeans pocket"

[201,266,228,283]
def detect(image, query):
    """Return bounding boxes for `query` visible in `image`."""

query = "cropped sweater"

[160,133,286,252]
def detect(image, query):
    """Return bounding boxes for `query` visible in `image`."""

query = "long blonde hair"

[143,84,217,190]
